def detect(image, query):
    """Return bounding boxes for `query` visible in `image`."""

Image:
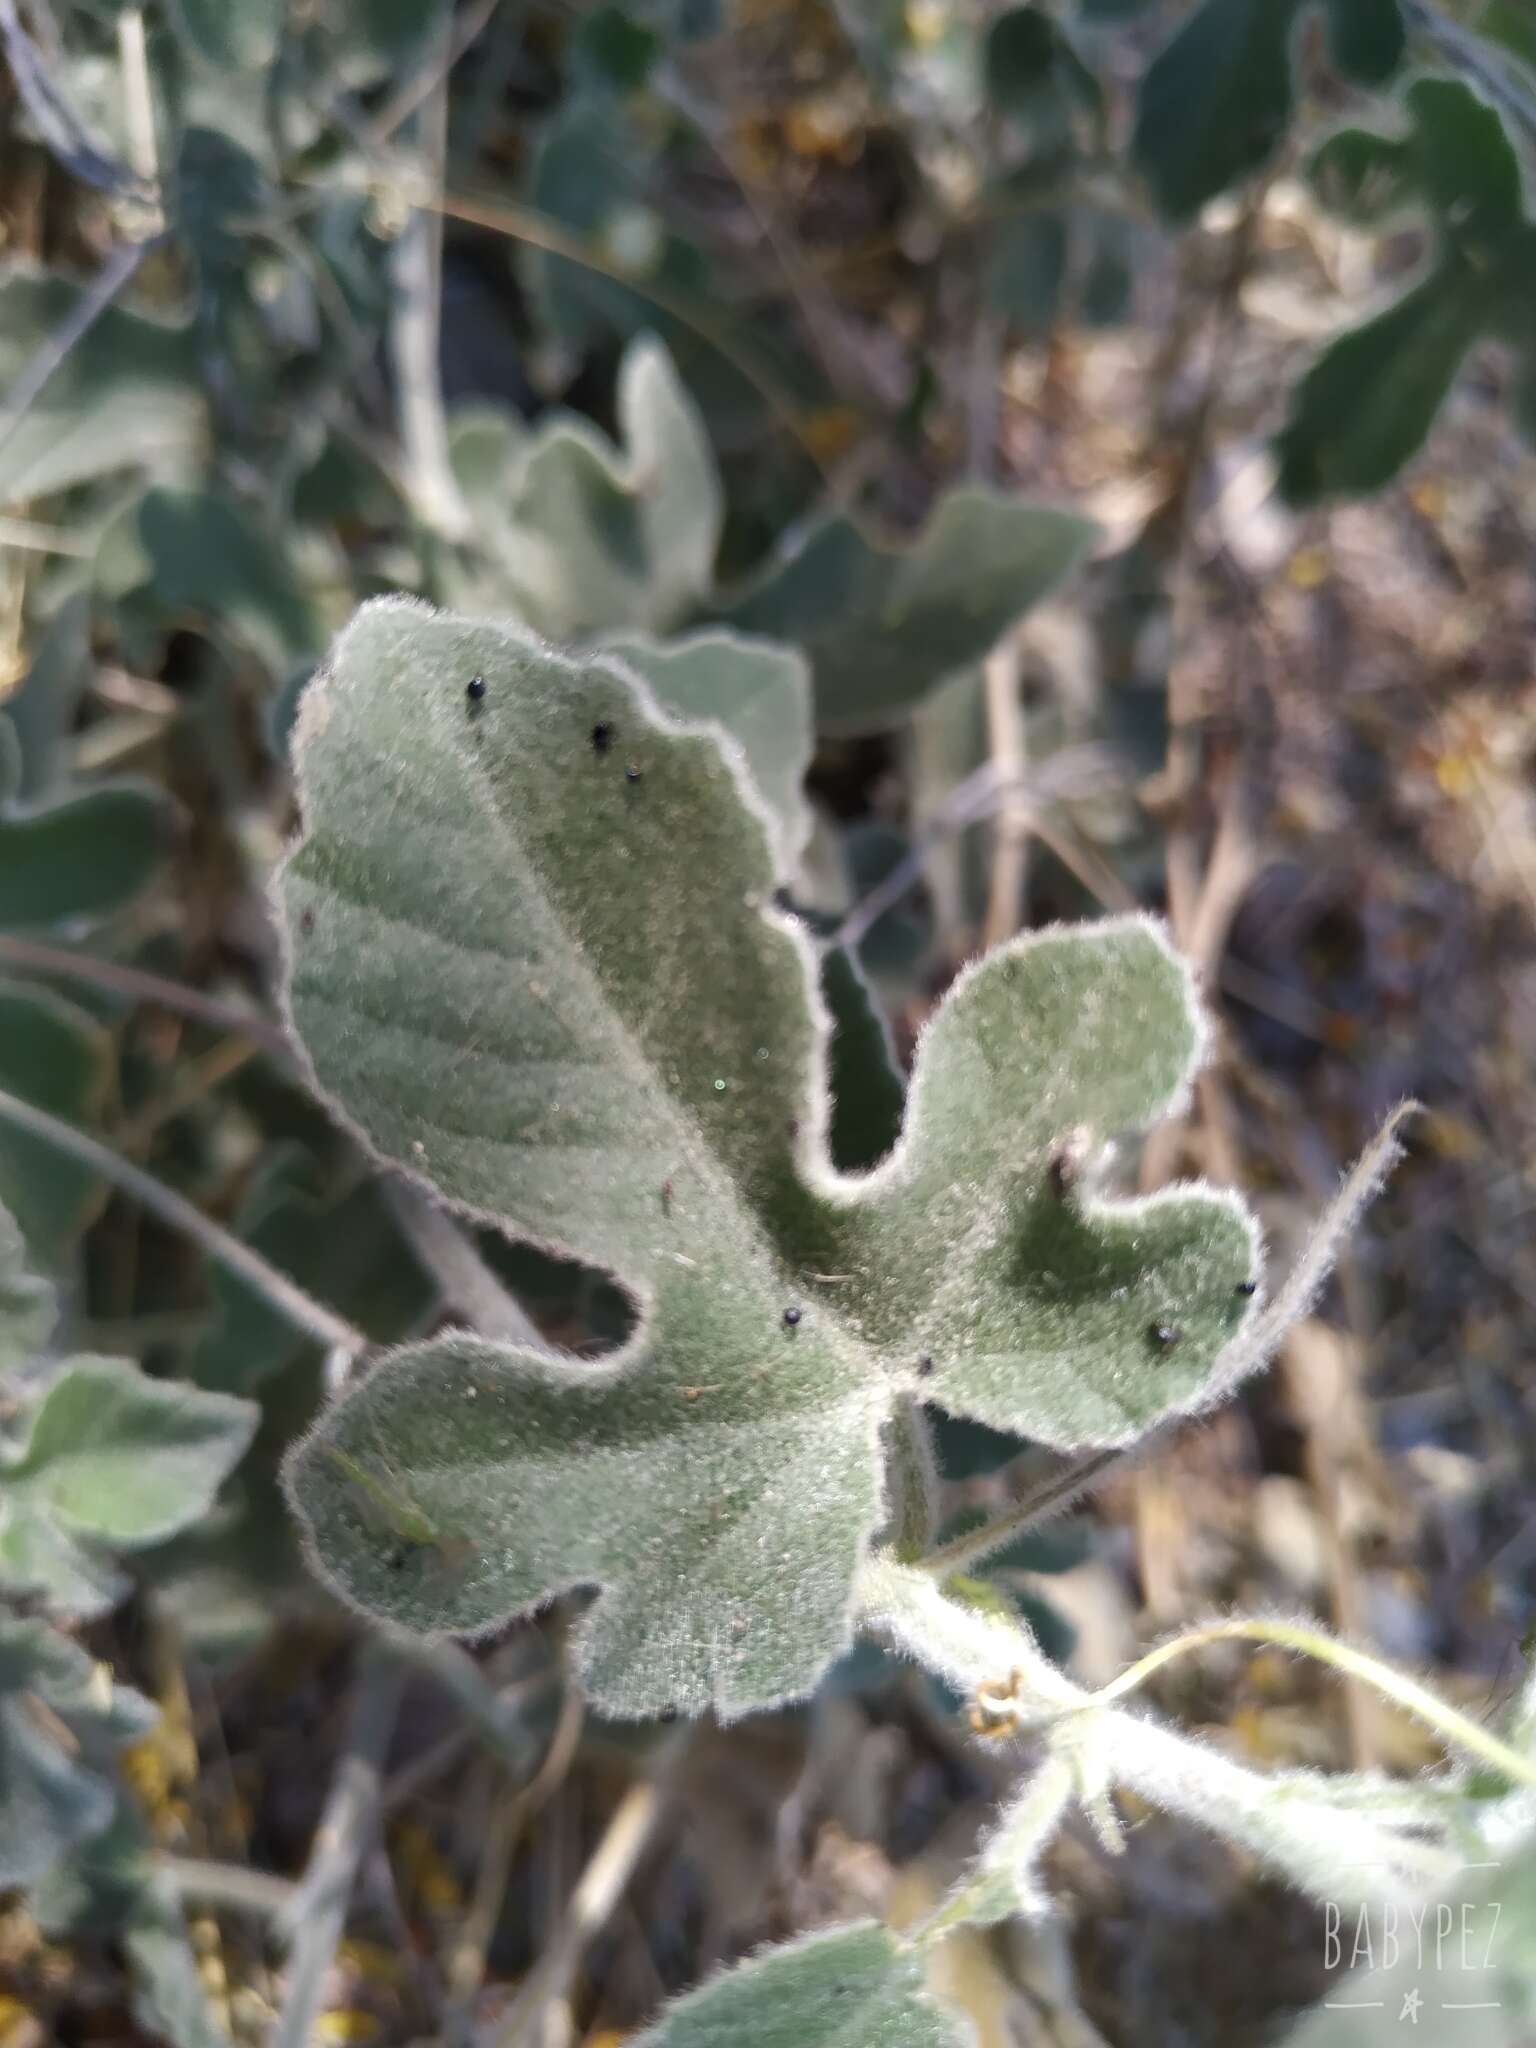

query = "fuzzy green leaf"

[1,1360,257,1619]
[279,603,1259,1717]
[720,490,1096,731]
[632,1923,966,2048]
[0,271,202,506]
[0,1616,157,1888]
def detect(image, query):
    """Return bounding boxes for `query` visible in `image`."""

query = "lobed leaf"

[488,336,724,641]
[279,603,1260,1718]
[720,490,1096,731]
[631,1922,968,2048]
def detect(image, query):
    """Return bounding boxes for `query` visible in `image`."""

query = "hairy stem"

[272,1648,404,2048]
[1091,1618,1536,1791]
[0,932,293,1058]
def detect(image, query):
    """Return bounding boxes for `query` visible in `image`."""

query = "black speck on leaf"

[466,675,487,703]
[917,1355,935,1378]
[1236,1279,1258,1297]
[783,1306,802,1327]
[1150,1323,1179,1348]
[299,908,315,935]
[591,721,614,754]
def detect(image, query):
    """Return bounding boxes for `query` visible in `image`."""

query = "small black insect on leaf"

[1149,1323,1179,1349]
[591,720,614,754]
[466,675,487,704]
[783,1306,803,1327]
[1235,1279,1258,1297]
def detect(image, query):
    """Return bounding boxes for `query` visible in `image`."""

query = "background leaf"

[1,1358,257,1619]
[0,272,203,505]
[0,1617,156,1889]
[720,490,1096,731]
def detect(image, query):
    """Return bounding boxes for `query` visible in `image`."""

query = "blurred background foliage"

[3,0,1536,2041]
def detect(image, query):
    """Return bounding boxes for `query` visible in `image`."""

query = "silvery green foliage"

[0,1360,259,1618]
[34,1799,229,2048]
[444,334,1091,724]
[279,600,1259,1718]
[630,1922,968,2048]
[0,1615,157,1887]
[451,335,722,642]
[605,630,814,867]
[720,492,1097,731]
[0,1208,258,1618]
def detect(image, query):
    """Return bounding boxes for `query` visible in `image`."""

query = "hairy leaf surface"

[279,602,1258,1714]
[631,1923,967,2048]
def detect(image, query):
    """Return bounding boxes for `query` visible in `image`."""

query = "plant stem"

[1091,1618,1536,1790]
[0,1085,366,1358]
[387,12,472,544]
[385,1179,546,1348]
[160,1856,298,1921]
[493,1728,689,2048]
[272,1648,405,2048]
[918,1446,1124,1578]
[0,933,293,1058]
[884,1396,940,1559]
